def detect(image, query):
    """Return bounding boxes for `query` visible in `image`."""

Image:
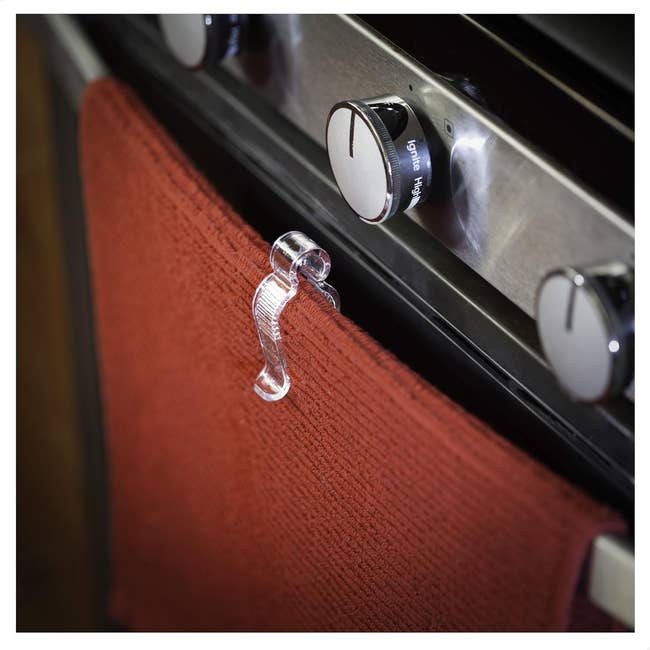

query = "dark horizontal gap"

[470,14,633,122]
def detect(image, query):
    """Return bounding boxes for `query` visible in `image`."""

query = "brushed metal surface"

[224,14,634,318]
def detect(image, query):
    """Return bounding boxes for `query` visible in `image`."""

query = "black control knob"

[326,95,433,224]
[536,262,634,402]
[159,14,247,69]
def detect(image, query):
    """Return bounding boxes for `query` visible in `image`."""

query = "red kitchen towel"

[80,78,625,632]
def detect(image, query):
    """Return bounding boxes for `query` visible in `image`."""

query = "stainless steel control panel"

[79,13,634,482]
[224,14,634,320]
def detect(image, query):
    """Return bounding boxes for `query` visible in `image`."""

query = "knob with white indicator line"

[326,95,433,224]
[535,262,634,403]
[159,14,247,69]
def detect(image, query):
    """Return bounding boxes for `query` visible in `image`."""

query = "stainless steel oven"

[35,13,634,629]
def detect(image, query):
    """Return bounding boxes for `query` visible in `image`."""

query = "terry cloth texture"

[80,77,625,632]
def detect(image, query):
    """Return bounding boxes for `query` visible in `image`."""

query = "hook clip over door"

[252,231,340,401]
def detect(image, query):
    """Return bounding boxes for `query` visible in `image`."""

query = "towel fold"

[80,78,625,632]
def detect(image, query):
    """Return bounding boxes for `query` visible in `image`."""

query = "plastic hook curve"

[252,231,340,402]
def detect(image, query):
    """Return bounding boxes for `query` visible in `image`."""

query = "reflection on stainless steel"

[225,14,634,318]
[272,15,303,111]
[448,131,490,255]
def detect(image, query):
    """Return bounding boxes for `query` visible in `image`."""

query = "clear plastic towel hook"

[252,231,340,402]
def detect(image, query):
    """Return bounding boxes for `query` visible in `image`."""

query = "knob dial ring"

[159,14,212,69]
[535,264,633,403]
[159,14,247,69]
[326,96,431,224]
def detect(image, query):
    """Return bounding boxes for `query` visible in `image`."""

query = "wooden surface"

[16,18,98,631]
